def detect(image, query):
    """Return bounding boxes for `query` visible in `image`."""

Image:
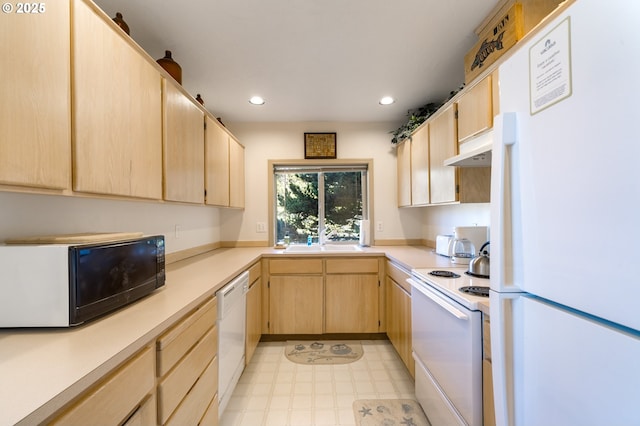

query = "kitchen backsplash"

[421,202,491,242]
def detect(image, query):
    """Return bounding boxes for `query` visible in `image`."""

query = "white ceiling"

[93,0,500,123]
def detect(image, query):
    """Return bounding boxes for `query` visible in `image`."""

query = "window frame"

[268,159,374,247]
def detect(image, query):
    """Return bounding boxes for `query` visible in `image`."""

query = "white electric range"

[411,267,489,311]
[408,267,489,426]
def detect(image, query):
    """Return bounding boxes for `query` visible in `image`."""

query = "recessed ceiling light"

[249,96,265,105]
[379,96,395,105]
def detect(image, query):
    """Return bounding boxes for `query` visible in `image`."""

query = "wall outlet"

[175,224,182,239]
[256,222,267,233]
[376,221,384,232]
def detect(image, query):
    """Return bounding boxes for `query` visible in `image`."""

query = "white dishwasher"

[217,271,249,418]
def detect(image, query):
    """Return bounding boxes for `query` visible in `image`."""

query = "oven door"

[409,278,483,426]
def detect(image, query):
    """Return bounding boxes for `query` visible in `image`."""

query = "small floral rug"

[285,341,363,365]
[353,399,430,426]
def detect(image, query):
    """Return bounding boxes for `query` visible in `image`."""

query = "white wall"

[420,203,491,241]
[223,121,424,243]
[0,192,221,254]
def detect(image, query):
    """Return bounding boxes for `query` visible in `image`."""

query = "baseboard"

[260,333,388,342]
[220,240,270,248]
[373,239,424,246]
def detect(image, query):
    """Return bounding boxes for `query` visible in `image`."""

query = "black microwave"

[0,235,165,327]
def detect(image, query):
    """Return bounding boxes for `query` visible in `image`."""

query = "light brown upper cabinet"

[204,116,230,206]
[0,1,70,190]
[205,119,245,208]
[72,0,162,199]
[429,105,458,204]
[396,139,412,207]
[229,137,245,209]
[410,125,430,206]
[457,75,493,144]
[162,80,205,204]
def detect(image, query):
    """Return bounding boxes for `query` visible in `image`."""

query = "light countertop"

[0,245,484,425]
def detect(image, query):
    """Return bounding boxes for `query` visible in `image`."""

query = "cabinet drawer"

[158,327,217,424]
[386,261,411,294]
[166,356,218,426]
[326,257,379,274]
[123,394,156,426]
[157,296,217,376]
[269,258,323,274]
[51,347,154,425]
[199,393,219,426]
[248,260,261,284]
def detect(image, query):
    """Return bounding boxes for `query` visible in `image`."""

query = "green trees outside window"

[275,168,366,244]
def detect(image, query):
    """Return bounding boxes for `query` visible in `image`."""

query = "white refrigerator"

[490,0,640,425]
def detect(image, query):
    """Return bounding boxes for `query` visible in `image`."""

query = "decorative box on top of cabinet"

[0,0,71,190]
[72,0,162,199]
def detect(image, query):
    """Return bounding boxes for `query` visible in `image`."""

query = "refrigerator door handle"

[491,112,519,292]
[490,291,520,426]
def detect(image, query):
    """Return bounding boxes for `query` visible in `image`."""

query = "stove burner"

[429,270,461,278]
[466,271,490,279]
[459,286,490,297]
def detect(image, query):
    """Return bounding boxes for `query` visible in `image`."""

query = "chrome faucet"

[319,226,336,245]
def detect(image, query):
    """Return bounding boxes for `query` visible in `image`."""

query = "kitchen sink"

[285,244,363,253]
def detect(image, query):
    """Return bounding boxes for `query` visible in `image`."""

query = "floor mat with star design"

[353,399,430,426]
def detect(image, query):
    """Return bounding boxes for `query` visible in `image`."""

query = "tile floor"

[220,340,416,426]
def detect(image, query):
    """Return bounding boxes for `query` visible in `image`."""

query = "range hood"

[444,130,493,167]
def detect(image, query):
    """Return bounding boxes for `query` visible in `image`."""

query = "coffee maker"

[448,226,489,264]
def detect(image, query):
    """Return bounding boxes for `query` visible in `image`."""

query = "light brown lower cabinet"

[163,356,218,426]
[268,258,324,334]
[200,394,219,426]
[325,274,379,333]
[385,261,414,377]
[246,261,262,365]
[49,296,220,426]
[269,275,324,334]
[266,257,382,335]
[123,394,157,426]
[156,297,218,425]
[325,258,381,333]
[50,346,155,425]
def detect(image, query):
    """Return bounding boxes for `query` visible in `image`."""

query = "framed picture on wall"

[304,133,337,159]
